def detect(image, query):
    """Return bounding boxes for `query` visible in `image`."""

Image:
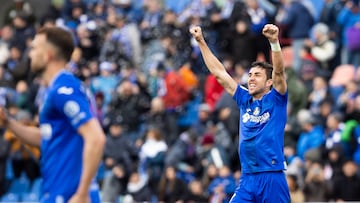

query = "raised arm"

[0,107,41,147]
[262,24,287,94]
[189,26,238,96]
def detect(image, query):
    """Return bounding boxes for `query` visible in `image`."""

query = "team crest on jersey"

[64,100,80,118]
[253,107,260,116]
[57,86,74,95]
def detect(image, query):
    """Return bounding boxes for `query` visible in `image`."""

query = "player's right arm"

[0,107,41,147]
[189,26,238,96]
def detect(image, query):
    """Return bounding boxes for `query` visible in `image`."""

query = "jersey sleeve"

[52,84,94,130]
[270,88,288,106]
[232,85,249,107]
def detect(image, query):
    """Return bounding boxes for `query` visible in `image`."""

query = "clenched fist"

[262,24,279,43]
[189,26,204,42]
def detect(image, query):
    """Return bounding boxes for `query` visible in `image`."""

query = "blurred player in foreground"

[0,27,105,203]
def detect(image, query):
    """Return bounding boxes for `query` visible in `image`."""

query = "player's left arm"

[75,118,105,198]
[55,84,105,202]
[262,24,287,94]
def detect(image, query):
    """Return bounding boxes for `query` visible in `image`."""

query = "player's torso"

[38,72,85,198]
[238,91,287,173]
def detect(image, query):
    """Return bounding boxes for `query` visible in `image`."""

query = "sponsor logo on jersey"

[242,112,270,124]
[57,87,74,95]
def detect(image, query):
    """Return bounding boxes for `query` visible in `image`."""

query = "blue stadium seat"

[21,192,40,202]
[0,193,20,202]
[30,178,42,196]
[8,176,30,194]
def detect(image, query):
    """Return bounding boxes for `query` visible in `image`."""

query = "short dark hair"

[250,61,273,80]
[37,27,74,62]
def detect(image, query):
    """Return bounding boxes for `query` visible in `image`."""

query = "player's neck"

[42,60,68,86]
[252,89,270,101]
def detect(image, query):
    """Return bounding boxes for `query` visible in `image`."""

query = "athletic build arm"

[0,107,41,147]
[262,24,287,94]
[190,26,238,96]
[69,118,106,203]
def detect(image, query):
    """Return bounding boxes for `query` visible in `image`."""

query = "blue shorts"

[229,171,290,203]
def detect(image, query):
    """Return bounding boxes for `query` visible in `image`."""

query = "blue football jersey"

[39,71,100,202]
[233,85,288,173]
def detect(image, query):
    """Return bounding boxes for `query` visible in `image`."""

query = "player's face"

[29,34,49,73]
[247,67,272,98]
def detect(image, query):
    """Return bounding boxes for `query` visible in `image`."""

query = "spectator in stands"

[192,103,213,137]
[165,129,201,183]
[214,89,240,144]
[336,80,359,114]
[185,179,209,202]
[303,161,332,202]
[308,76,333,115]
[3,110,40,184]
[284,144,304,185]
[144,97,178,146]
[4,44,22,86]
[229,19,258,67]
[353,122,360,165]
[286,174,305,203]
[207,165,237,203]
[89,61,118,108]
[323,145,346,183]
[303,23,336,77]
[157,62,190,111]
[157,165,189,202]
[198,133,230,170]
[0,25,13,66]
[138,126,167,195]
[317,98,335,127]
[204,67,224,112]
[99,11,134,69]
[276,0,315,73]
[320,0,346,70]
[332,159,360,201]
[337,0,360,67]
[244,0,271,62]
[62,0,86,20]
[139,0,163,43]
[158,10,192,70]
[125,171,152,202]
[106,79,150,142]
[11,12,36,54]
[112,0,144,24]
[75,23,100,61]
[102,119,137,203]
[296,109,325,160]
[0,127,10,197]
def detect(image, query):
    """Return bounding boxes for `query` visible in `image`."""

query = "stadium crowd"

[0,0,360,202]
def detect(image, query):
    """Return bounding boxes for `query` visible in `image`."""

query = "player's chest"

[240,100,273,126]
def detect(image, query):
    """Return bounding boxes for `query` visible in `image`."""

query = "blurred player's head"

[248,61,273,98]
[29,27,74,74]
